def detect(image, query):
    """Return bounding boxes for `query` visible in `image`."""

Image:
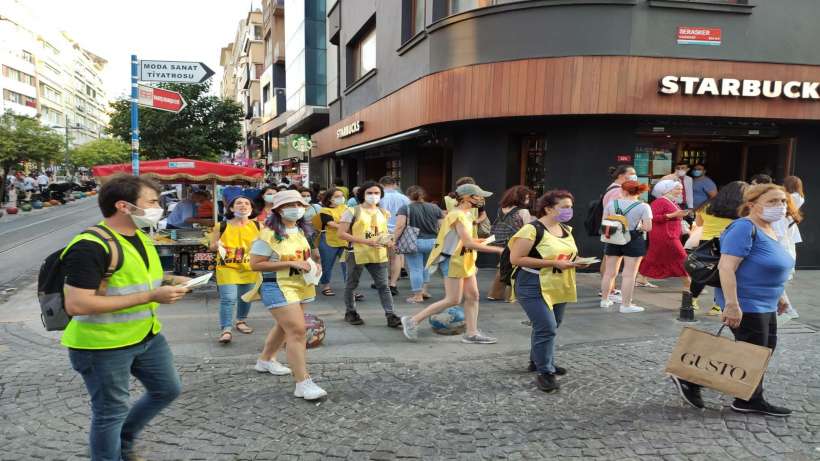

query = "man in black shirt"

[62,175,190,461]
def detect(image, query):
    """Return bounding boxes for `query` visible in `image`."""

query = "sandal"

[635,281,659,288]
[406,297,424,304]
[218,330,232,344]
[422,293,431,300]
[321,288,336,296]
[235,321,253,334]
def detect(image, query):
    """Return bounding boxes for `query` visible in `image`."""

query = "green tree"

[0,111,63,202]
[107,82,243,161]
[69,138,130,168]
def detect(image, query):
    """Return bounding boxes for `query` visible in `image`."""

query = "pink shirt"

[602,183,623,209]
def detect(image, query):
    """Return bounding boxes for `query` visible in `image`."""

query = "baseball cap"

[455,183,493,198]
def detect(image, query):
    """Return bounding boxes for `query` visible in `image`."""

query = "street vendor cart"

[91,158,265,275]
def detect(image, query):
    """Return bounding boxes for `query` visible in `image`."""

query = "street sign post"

[130,56,214,177]
[138,85,187,113]
[139,60,215,84]
[130,55,139,176]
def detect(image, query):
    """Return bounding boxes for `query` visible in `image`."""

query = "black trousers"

[684,312,777,402]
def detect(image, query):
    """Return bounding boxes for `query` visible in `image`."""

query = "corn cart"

[92,158,265,275]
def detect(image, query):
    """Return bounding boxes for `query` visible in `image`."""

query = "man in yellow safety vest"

[62,174,191,461]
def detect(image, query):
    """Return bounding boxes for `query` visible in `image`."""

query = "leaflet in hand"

[302,259,321,286]
[574,256,601,265]
[482,235,496,245]
[183,272,213,289]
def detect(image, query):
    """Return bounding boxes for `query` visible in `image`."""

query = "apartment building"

[0,0,107,147]
[219,9,265,167]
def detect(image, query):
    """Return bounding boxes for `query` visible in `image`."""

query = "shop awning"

[336,128,425,156]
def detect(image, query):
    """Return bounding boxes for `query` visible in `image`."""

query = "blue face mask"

[692,170,704,177]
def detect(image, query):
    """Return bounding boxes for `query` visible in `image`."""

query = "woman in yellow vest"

[509,190,592,392]
[249,190,327,400]
[337,181,403,328]
[401,183,503,344]
[210,196,261,344]
[315,187,348,296]
[689,180,748,315]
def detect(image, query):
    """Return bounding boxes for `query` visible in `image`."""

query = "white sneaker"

[294,377,327,400]
[619,304,645,314]
[255,359,292,376]
[600,299,614,310]
[608,292,623,304]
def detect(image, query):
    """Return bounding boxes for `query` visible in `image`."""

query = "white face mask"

[263,194,275,203]
[676,169,688,177]
[332,196,346,206]
[127,204,163,228]
[365,194,380,205]
[280,207,306,222]
[233,210,251,219]
[760,205,787,223]
[627,174,638,181]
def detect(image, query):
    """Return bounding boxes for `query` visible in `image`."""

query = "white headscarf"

[652,179,682,198]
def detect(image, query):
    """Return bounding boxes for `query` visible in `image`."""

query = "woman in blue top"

[671,184,794,417]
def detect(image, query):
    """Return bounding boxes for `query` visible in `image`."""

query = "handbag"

[395,203,420,254]
[665,326,772,401]
[685,222,757,288]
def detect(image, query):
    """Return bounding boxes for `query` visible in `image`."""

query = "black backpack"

[490,206,521,246]
[499,220,547,286]
[584,185,619,237]
[684,219,757,288]
[38,225,123,331]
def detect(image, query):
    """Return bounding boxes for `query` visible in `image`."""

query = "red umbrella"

[92,158,264,185]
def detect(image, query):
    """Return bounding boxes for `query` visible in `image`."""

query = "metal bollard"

[678,291,697,322]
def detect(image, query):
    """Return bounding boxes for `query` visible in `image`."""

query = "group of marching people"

[214,168,804,412]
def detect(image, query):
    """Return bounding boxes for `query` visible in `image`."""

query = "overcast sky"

[25,0,261,101]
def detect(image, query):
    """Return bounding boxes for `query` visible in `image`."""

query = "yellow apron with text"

[426,209,476,278]
[216,221,261,285]
[351,207,389,264]
[244,228,315,304]
[444,196,479,220]
[509,223,578,309]
[319,205,348,248]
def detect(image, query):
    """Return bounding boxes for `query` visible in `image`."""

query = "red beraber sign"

[677,27,722,46]
[137,85,187,113]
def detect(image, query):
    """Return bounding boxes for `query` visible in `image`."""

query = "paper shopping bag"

[665,326,772,401]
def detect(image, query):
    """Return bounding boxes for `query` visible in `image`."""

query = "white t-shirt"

[604,199,652,231]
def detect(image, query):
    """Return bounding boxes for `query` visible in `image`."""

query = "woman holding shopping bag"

[671,183,794,416]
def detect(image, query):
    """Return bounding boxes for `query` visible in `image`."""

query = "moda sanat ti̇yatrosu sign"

[336,121,363,139]
[659,76,820,100]
[677,27,721,46]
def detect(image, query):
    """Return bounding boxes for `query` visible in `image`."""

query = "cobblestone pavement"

[1,322,818,461]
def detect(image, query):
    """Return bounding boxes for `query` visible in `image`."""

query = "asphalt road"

[0,198,99,291]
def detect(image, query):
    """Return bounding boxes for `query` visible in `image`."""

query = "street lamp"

[49,113,82,177]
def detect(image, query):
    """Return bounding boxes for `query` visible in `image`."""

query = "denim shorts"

[260,282,315,309]
[603,231,647,258]
[438,255,451,277]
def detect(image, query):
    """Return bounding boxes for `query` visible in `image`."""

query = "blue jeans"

[318,233,347,285]
[405,238,436,293]
[68,334,182,461]
[515,270,566,375]
[218,283,254,330]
